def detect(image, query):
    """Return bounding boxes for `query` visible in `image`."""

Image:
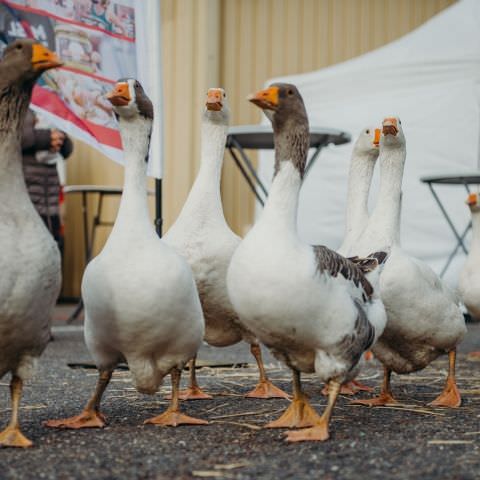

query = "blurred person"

[21,109,73,256]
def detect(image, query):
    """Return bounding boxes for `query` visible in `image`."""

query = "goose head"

[1,39,62,88]
[106,78,153,123]
[466,193,480,213]
[204,87,229,125]
[248,83,309,177]
[248,83,308,131]
[381,116,405,148]
[354,126,381,157]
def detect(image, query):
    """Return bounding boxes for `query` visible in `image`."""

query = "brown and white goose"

[352,117,466,408]
[0,39,62,448]
[164,88,287,400]
[227,84,387,442]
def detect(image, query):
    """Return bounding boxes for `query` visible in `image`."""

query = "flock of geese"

[0,39,476,448]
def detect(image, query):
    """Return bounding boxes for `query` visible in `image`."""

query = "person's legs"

[41,214,64,257]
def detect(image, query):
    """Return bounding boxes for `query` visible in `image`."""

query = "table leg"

[230,137,269,198]
[440,221,471,277]
[304,146,323,178]
[227,146,265,206]
[428,183,468,255]
[68,191,90,323]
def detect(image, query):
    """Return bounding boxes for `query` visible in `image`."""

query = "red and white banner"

[0,0,163,178]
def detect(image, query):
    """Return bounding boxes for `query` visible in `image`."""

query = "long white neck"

[361,144,405,249]
[339,150,377,254]
[174,118,228,225]
[261,161,301,235]
[112,116,152,233]
[468,208,480,260]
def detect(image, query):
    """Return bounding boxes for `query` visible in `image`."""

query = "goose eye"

[287,89,293,95]
[16,44,22,50]
[366,129,370,134]
[223,92,226,98]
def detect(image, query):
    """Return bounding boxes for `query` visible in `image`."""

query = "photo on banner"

[0,0,161,177]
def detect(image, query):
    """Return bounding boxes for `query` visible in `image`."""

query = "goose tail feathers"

[348,250,389,293]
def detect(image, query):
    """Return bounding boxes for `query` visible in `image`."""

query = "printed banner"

[0,0,162,177]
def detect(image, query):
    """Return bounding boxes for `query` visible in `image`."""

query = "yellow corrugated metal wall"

[62,0,455,296]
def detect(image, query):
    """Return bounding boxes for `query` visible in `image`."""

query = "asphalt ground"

[0,307,479,480]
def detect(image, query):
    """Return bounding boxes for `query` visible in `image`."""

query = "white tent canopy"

[258,0,480,285]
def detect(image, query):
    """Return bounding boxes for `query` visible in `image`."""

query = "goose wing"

[312,245,374,300]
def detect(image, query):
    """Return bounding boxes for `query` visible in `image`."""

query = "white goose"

[45,79,207,429]
[227,84,387,442]
[353,117,466,408]
[164,88,287,399]
[459,192,480,357]
[338,127,380,257]
[0,40,62,448]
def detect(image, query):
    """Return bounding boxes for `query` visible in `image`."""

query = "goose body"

[228,162,385,377]
[163,93,243,348]
[164,89,287,399]
[0,40,62,448]
[0,181,60,378]
[227,84,387,441]
[45,79,206,429]
[459,193,480,321]
[353,117,466,407]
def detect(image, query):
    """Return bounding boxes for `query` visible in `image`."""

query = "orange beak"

[31,43,62,71]
[248,86,279,110]
[467,193,478,206]
[373,128,381,146]
[383,117,398,136]
[206,89,223,111]
[106,82,130,106]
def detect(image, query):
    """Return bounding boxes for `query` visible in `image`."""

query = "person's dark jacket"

[21,109,73,216]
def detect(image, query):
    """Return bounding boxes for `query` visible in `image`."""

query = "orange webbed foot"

[166,386,213,401]
[246,380,291,400]
[284,421,330,443]
[428,379,461,408]
[44,410,107,429]
[0,426,33,448]
[467,351,480,361]
[144,409,208,427]
[265,396,321,429]
[350,391,398,407]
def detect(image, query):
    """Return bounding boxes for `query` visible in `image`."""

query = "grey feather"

[313,245,374,299]
[334,299,375,371]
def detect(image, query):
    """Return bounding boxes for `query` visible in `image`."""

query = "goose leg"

[169,357,212,400]
[429,349,461,408]
[0,375,32,448]
[245,343,290,399]
[286,379,341,442]
[350,366,398,406]
[144,368,208,426]
[44,369,112,429]
[265,370,320,428]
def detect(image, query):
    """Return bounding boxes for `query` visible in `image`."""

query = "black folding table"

[420,172,480,277]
